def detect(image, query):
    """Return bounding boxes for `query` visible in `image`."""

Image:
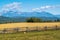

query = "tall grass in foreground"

[0,30,60,40]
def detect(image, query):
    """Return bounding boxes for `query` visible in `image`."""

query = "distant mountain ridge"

[2,11,58,19]
[55,15,60,19]
[0,11,60,23]
[2,11,57,17]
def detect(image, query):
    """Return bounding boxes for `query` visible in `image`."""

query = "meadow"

[0,22,60,40]
[0,30,60,40]
[0,22,60,30]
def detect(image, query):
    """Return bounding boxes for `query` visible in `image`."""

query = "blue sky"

[0,0,60,15]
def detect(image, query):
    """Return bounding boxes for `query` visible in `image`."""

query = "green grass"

[0,30,60,40]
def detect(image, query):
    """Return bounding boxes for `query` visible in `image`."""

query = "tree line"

[0,17,60,24]
[26,17,60,22]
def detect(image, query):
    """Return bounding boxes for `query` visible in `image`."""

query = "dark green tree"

[26,17,42,22]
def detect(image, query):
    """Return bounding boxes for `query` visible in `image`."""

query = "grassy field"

[0,22,60,40]
[0,30,60,40]
[0,22,60,30]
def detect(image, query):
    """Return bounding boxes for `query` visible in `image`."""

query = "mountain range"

[0,11,60,23]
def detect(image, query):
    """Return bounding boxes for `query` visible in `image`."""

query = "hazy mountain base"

[0,12,60,24]
[0,16,59,24]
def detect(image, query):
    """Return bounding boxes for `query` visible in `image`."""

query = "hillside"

[0,11,59,23]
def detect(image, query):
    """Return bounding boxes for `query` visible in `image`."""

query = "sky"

[0,0,60,15]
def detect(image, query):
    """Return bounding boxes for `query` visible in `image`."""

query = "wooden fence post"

[44,26,47,31]
[13,27,20,33]
[3,28,7,33]
[36,26,39,31]
[55,25,58,30]
[26,27,29,32]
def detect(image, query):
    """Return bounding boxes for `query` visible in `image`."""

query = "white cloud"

[32,5,60,11]
[41,6,51,9]
[32,8,40,11]
[0,2,22,14]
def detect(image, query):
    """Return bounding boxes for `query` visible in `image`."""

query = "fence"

[0,25,60,33]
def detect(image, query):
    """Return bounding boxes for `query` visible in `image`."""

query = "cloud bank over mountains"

[32,5,60,11]
[0,2,60,16]
[0,2,22,16]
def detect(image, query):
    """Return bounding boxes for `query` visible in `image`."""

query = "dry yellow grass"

[0,22,60,30]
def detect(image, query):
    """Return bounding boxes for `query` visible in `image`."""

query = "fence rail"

[0,25,60,33]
